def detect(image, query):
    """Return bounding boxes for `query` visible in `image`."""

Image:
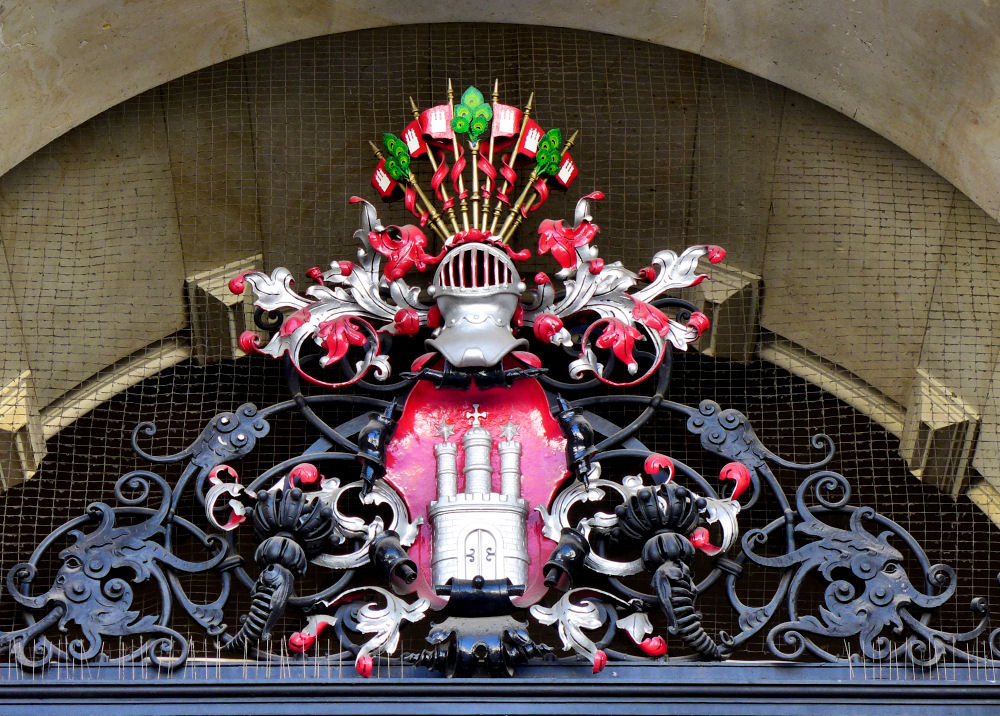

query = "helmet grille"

[435,244,516,292]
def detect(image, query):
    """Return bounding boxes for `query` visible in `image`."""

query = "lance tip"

[367,140,382,156]
[409,96,419,114]
[526,92,534,110]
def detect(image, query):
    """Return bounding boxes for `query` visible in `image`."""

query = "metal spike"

[490,92,534,235]
[447,80,470,232]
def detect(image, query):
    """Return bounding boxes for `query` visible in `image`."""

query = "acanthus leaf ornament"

[2,83,998,683]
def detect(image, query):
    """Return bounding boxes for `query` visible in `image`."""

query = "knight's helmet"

[426,242,527,368]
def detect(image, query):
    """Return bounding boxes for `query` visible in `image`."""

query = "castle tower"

[498,421,522,499]
[434,423,458,498]
[427,404,530,595]
[462,405,492,494]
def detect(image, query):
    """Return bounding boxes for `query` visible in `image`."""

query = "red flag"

[555,154,579,188]
[491,102,523,138]
[401,120,427,157]
[419,104,454,140]
[371,159,397,198]
[517,120,545,158]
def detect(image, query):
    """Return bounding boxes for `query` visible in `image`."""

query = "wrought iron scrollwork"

[2,105,998,681]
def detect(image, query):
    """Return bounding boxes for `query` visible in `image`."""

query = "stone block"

[0,371,45,490]
[682,260,761,364]
[186,256,261,364]
[900,368,979,499]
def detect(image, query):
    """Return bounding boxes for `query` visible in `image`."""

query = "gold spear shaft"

[496,167,540,242]
[448,79,470,232]
[471,142,480,230]
[481,79,500,232]
[368,141,449,241]
[489,92,534,236]
[500,130,579,244]
[409,96,460,235]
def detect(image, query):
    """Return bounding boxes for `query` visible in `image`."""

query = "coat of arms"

[0,83,990,681]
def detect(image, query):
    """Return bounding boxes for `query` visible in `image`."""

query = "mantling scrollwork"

[1,84,996,681]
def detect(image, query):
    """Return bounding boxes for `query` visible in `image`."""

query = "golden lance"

[368,141,449,241]
[480,79,500,232]
[448,79,471,232]
[500,130,579,244]
[409,96,460,235]
[471,140,481,231]
[489,92,533,236]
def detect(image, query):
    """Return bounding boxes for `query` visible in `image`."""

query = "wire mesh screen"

[1,23,1000,669]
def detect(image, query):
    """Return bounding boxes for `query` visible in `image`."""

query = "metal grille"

[1,23,998,669]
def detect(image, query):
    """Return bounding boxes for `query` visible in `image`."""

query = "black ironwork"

[0,307,997,680]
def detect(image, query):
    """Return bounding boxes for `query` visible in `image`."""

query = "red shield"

[383,377,566,609]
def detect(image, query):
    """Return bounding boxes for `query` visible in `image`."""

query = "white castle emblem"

[427,107,450,136]
[403,127,421,153]
[374,167,392,193]
[523,126,542,153]
[494,106,517,136]
[427,405,530,593]
[557,158,576,184]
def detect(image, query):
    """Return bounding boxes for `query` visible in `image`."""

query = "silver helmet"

[426,243,527,368]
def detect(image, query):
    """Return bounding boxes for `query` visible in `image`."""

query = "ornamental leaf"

[451,86,492,144]
[382,133,411,180]
[535,128,563,176]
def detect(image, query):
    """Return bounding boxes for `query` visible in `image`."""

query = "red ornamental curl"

[687,311,710,337]
[595,319,643,373]
[288,631,315,653]
[393,308,421,337]
[478,153,498,185]
[533,313,565,344]
[630,296,672,338]
[592,650,607,673]
[228,272,247,294]
[690,526,721,556]
[403,186,430,227]
[450,145,467,194]
[368,225,443,281]
[290,318,384,390]
[706,245,727,264]
[427,304,442,329]
[280,308,311,338]
[643,453,675,481]
[316,317,367,366]
[525,178,549,215]
[579,318,666,388]
[288,462,321,489]
[639,636,668,657]
[496,152,518,205]
[720,461,752,501]
[238,331,263,354]
[355,654,373,678]
[537,217,600,271]
[430,150,451,202]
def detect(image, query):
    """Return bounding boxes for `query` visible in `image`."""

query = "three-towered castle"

[427,404,530,593]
